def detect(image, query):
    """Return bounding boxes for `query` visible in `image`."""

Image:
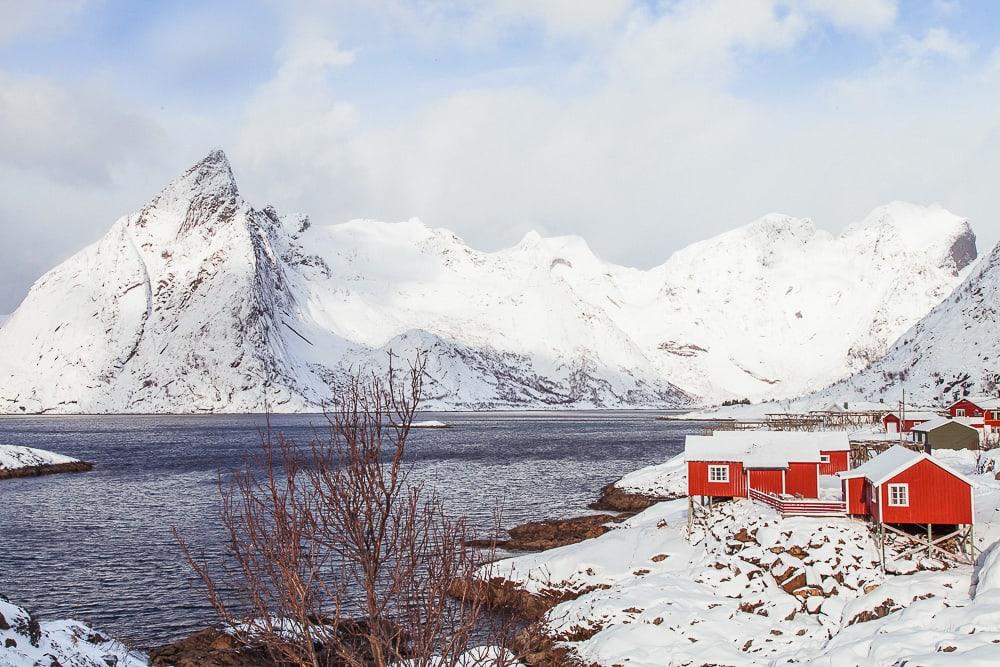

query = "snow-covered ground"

[486,449,1000,665]
[0,596,147,667]
[0,444,79,471]
[0,151,978,413]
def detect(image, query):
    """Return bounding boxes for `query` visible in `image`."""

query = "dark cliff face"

[947,225,978,274]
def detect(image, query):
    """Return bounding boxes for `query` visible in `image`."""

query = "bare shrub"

[177,355,522,666]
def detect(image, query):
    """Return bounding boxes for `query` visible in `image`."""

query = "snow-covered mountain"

[0,151,978,413]
[806,238,1000,407]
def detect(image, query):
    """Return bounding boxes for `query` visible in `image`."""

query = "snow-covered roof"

[882,411,940,421]
[849,431,907,442]
[839,444,974,486]
[685,431,845,467]
[911,416,980,433]
[949,396,1000,410]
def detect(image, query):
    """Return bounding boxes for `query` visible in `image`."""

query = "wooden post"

[927,524,933,557]
[879,522,886,573]
[687,496,693,537]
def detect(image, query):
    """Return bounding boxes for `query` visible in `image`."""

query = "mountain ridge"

[0,151,979,413]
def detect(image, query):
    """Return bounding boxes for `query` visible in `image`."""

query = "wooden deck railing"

[748,488,846,516]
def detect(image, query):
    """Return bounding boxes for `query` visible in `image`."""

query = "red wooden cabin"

[686,432,842,500]
[881,411,939,434]
[840,445,973,525]
[977,399,1000,440]
[947,398,987,420]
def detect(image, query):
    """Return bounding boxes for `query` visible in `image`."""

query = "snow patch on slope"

[808,238,1000,407]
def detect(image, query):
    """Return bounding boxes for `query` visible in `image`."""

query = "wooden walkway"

[748,488,847,517]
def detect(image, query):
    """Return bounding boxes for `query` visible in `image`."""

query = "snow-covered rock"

[0,595,147,667]
[486,480,1000,666]
[0,445,78,471]
[807,237,1000,407]
[0,152,977,412]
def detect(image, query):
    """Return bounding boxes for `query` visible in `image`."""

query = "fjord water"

[0,411,694,645]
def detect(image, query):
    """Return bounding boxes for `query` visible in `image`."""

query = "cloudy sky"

[1,0,999,313]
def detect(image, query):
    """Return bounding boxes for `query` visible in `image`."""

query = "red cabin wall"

[878,459,973,525]
[844,477,866,515]
[883,414,900,432]
[687,460,746,497]
[882,414,927,434]
[819,450,849,475]
[786,462,819,497]
[748,469,784,495]
[949,399,984,418]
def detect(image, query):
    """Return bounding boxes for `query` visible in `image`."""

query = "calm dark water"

[0,411,694,645]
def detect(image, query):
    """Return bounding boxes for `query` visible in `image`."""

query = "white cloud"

[233,36,362,212]
[801,0,897,33]
[0,0,87,44]
[0,70,164,185]
[900,27,973,62]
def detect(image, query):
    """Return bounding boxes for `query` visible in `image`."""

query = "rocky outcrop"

[589,483,676,513]
[0,460,92,480]
[148,628,270,667]
[477,514,622,552]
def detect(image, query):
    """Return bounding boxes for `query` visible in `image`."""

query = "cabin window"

[888,483,909,507]
[820,454,831,464]
[957,408,967,416]
[708,465,729,483]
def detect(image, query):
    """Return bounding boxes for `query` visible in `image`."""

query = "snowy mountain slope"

[632,204,976,399]
[805,238,1000,407]
[0,151,978,413]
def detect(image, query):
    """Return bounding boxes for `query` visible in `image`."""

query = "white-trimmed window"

[957,408,967,417]
[888,483,909,507]
[708,465,729,483]
[820,454,831,464]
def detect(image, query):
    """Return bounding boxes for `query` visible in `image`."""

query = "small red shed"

[882,410,939,434]
[839,445,973,525]
[686,432,833,500]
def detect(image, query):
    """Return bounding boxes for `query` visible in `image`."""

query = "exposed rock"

[848,598,898,626]
[0,461,93,480]
[590,483,676,513]
[501,514,622,551]
[148,628,270,667]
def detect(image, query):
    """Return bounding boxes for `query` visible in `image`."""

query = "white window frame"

[888,483,909,507]
[956,408,967,417]
[819,454,831,464]
[708,465,729,483]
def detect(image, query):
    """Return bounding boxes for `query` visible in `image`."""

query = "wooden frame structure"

[873,521,975,569]
[848,438,923,468]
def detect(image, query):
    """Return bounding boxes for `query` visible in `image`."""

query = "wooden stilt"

[879,522,886,572]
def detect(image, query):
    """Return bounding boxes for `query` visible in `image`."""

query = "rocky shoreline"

[148,473,662,666]
[0,460,93,480]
